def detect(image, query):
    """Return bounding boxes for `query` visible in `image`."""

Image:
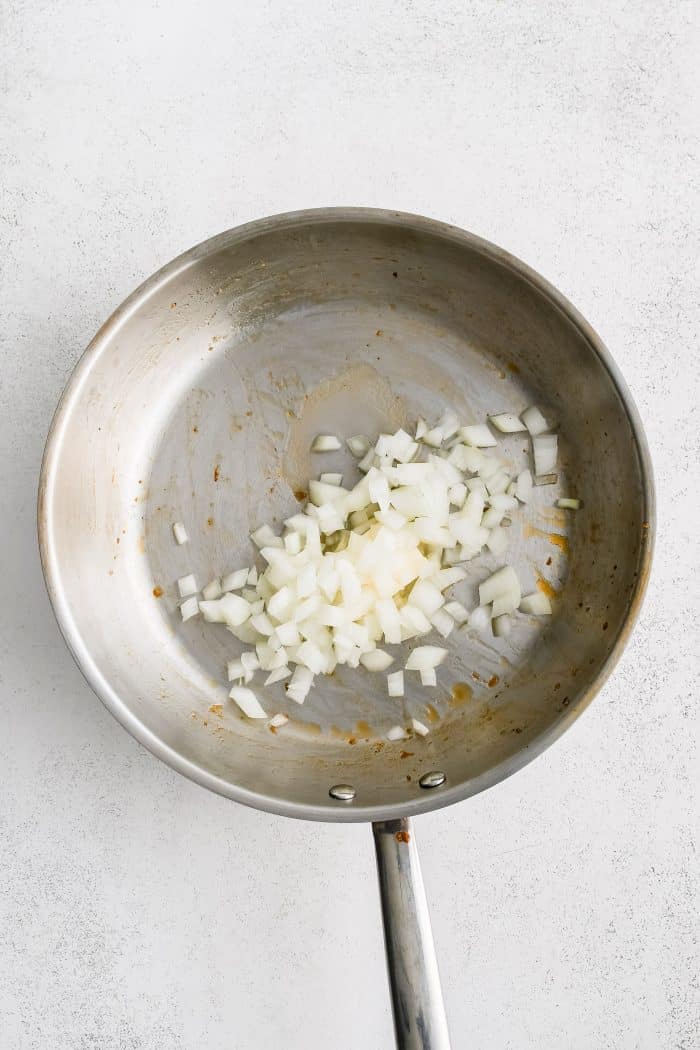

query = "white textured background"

[1,2,698,1047]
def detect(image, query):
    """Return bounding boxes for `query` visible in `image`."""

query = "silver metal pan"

[38,209,654,1049]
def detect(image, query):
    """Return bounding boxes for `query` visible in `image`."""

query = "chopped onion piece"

[415,418,428,440]
[229,686,267,718]
[247,566,258,585]
[515,470,533,503]
[444,600,469,625]
[311,434,342,452]
[405,646,447,671]
[227,659,244,681]
[520,405,550,436]
[269,711,289,727]
[468,605,491,632]
[266,668,291,686]
[534,473,558,486]
[177,574,197,598]
[284,531,302,555]
[459,424,497,448]
[360,649,394,672]
[347,434,370,457]
[493,614,512,637]
[422,427,444,448]
[221,568,249,591]
[489,413,527,433]
[172,521,189,545]
[241,651,260,674]
[408,580,445,617]
[387,671,404,697]
[251,524,283,549]
[520,592,553,615]
[420,667,437,687]
[179,596,199,621]
[202,578,222,601]
[286,665,314,704]
[448,482,467,508]
[320,472,343,486]
[411,718,430,737]
[489,493,518,511]
[532,434,558,477]
[486,527,509,556]
[479,566,521,606]
[386,725,407,741]
[557,497,581,510]
[481,507,504,530]
[357,448,376,472]
[430,608,455,638]
[200,593,252,626]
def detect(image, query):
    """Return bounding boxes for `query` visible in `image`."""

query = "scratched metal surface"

[39,211,652,819]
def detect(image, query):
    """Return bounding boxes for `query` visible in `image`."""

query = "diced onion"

[179,596,199,621]
[520,405,550,436]
[229,686,267,718]
[386,725,407,741]
[489,413,527,433]
[221,568,249,591]
[360,649,394,672]
[202,578,222,601]
[411,718,430,736]
[269,712,289,727]
[172,521,189,545]
[197,407,568,722]
[557,497,581,510]
[515,470,533,503]
[468,605,491,632]
[520,592,553,615]
[405,646,447,671]
[430,608,455,638]
[459,424,497,448]
[532,434,558,477]
[347,434,370,457]
[286,665,314,704]
[387,670,405,697]
[444,600,469,625]
[177,574,197,598]
[311,434,342,452]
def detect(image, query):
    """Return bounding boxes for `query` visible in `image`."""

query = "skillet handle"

[372,818,451,1050]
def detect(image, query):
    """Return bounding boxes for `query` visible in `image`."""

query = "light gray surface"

[1,1,697,1047]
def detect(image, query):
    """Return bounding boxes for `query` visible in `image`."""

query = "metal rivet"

[329,783,356,801]
[419,770,447,790]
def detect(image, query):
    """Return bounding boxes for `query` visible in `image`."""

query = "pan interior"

[41,213,650,819]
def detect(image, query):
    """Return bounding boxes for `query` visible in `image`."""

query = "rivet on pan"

[329,783,356,802]
[419,770,447,790]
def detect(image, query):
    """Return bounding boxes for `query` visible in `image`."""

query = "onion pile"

[176,404,566,731]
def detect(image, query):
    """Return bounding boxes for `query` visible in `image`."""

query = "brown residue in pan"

[152,586,163,598]
[208,704,224,718]
[547,532,569,555]
[450,682,472,707]
[537,576,559,600]
[213,464,220,482]
[399,751,414,759]
[425,704,440,723]
[395,830,411,843]
[487,675,500,688]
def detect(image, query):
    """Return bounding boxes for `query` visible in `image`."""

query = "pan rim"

[37,207,656,823]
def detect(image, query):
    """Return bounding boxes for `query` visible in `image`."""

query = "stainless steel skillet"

[38,209,654,1048]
